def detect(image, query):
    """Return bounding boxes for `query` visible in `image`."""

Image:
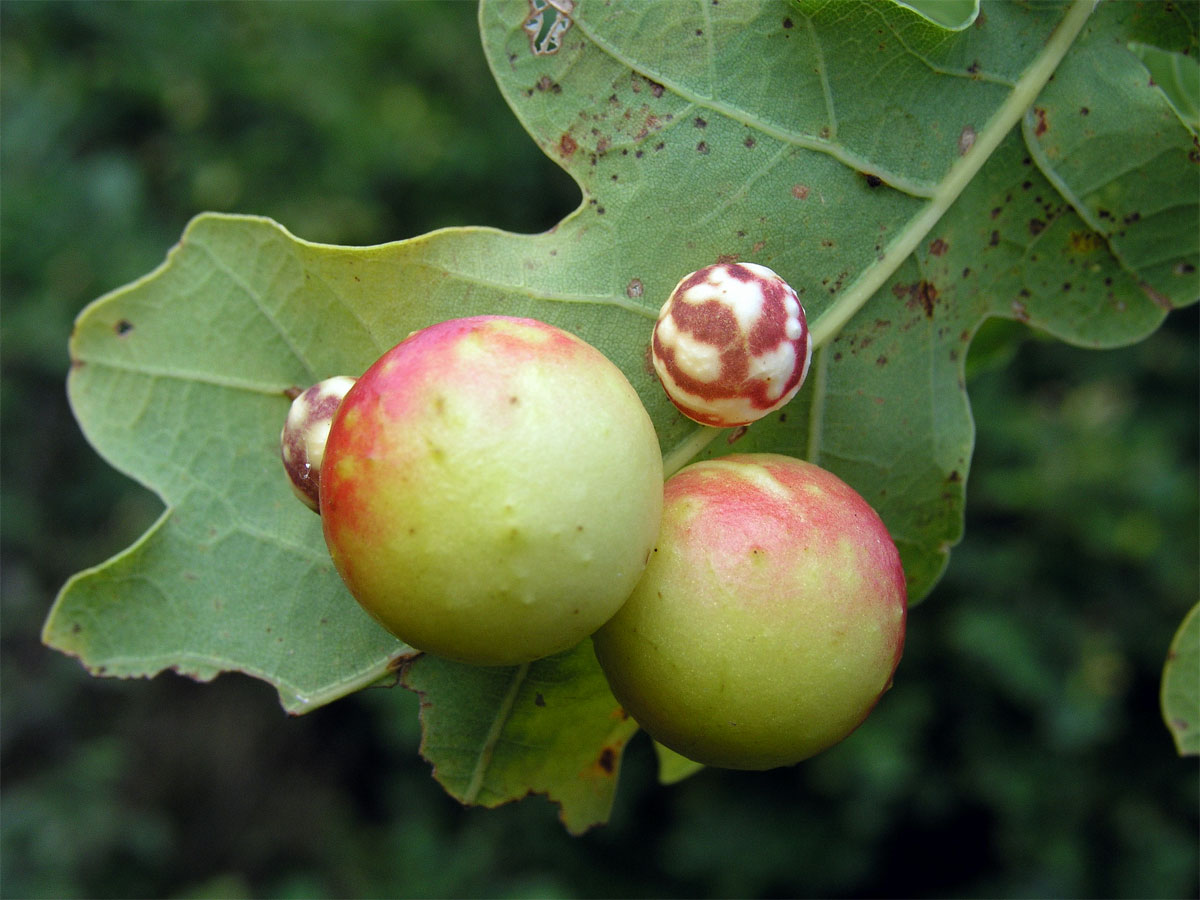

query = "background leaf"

[42,0,1197,831]
[1161,602,1199,756]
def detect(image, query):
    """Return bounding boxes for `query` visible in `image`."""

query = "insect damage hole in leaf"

[524,0,573,55]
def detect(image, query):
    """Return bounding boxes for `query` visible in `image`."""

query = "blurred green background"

[2,3,1196,897]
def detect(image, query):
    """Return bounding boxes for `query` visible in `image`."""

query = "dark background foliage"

[2,3,1196,897]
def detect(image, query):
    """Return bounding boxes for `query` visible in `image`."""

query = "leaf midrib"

[464,661,532,803]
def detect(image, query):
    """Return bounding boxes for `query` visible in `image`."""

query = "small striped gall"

[651,263,812,427]
[280,375,357,512]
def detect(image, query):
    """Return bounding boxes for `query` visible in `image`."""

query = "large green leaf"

[46,0,1197,830]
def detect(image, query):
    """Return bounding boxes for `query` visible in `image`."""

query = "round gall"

[651,263,812,427]
[280,375,357,512]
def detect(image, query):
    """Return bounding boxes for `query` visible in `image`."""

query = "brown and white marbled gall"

[651,263,812,428]
[280,375,358,512]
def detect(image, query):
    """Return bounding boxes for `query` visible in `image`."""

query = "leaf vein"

[463,661,531,804]
[189,235,319,384]
[570,13,939,198]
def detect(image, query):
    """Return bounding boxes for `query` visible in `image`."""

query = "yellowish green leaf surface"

[654,740,707,785]
[46,0,1198,829]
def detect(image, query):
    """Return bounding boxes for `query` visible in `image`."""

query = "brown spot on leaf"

[916,280,938,317]
[862,172,883,188]
[114,319,134,336]
[792,184,809,200]
[1033,107,1048,137]
[626,278,644,299]
[1029,218,1046,236]
[535,692,546,707]
[598,746,617,773]
[929,238,948,257]
[558,133,577,156]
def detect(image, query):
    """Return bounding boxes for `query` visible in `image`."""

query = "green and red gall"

[592,453,907,770]
[315,315,663,667]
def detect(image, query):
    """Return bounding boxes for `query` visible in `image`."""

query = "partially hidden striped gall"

[280,375,357,512]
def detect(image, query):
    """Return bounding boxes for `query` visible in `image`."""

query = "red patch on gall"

[671,456,907,631]
[321,316,593,560]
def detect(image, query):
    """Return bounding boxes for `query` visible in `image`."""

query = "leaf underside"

[46,0,1198,831]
